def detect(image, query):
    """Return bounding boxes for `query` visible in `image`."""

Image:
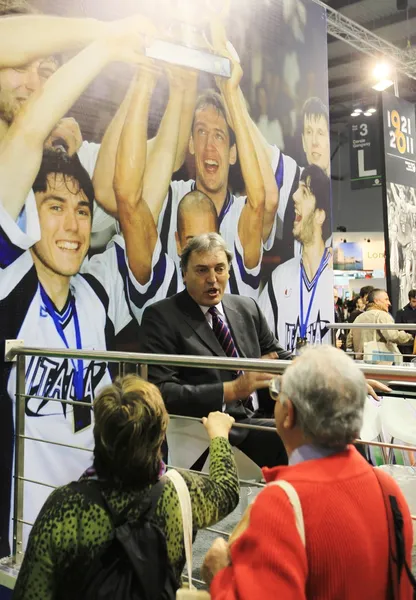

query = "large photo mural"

[0,0,331,555]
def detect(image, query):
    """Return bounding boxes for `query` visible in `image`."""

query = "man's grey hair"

[367,288,386,305]
[281,345,366,448]
[180,233,233,274]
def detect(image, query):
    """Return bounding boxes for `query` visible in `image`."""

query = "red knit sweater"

[211,447,414,599]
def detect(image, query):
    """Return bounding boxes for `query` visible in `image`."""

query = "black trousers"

[234,417,288,468]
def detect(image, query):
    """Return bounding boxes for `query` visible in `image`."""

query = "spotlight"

[367,108,377,113]
[373,62,390,80]
[353,108,363,114]
[372,62,394,91]
[363,111,372,116]
[351,112,359,117]
[372,80,394,91]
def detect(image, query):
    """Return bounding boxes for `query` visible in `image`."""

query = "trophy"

[145,0,231,78]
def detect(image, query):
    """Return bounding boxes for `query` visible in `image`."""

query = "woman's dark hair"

[93,376,169,488]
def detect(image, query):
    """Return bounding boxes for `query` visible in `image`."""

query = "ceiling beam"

[327,7,416,46]
[329,33,416,69]
[325,0,361,9]
[312,0,416,80]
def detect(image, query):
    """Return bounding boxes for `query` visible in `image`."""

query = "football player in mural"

[258,165,333,353]
[0,30,159,554]
[112,76,264,323]
[0,3,166,235]
[92,16,287,290]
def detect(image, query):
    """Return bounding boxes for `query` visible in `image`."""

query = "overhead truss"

[312,0,416,81]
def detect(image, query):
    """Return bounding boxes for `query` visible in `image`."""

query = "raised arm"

[211,21,279,243]
[92,78,137,218]
[94,66,195,223]
[219,63,265,270]
[0,14,153,68]
[143,67,192,222]
[113,67,159,285]
[0,21,151,221]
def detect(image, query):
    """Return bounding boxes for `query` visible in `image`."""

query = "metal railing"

[327,323,416,330]
[2,342,416,589]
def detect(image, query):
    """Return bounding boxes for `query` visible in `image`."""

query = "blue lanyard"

[39,285,84,401]
[299,249,328,340]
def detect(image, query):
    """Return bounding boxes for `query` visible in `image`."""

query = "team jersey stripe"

[114,242,169,310]
[275,151,284,190]
[218,190,233,225]
[160,185,173,256]
[0,226,25,268]
[234,241,261,290]
[80,272,115,350]
[267,281,280,339]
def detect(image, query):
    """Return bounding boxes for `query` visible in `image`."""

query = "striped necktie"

[208,306,239,360]
[208,306,253,411]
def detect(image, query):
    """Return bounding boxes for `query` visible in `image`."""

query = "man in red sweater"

[202,345,414,599]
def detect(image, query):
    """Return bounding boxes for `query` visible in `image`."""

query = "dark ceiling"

[326,0,416,127]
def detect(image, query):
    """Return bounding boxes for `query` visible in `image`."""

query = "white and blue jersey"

[258,251,333,353]
[0,204,140,549]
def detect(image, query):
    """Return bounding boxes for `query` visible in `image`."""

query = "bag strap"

[373,312,390,345]
[373,468,416,598]
[165,469,194,590]
[268,480,306,547]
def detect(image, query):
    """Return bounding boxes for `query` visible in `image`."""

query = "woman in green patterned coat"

[13,375,239,599]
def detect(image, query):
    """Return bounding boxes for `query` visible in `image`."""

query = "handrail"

[6,343,416,579]
[6,345,416,379]
[327,322,416,330]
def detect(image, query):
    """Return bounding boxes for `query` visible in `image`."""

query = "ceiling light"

[373,62,390,80]
[353,108,363,114]
[372,79,394,91]
[367,108,377,113]
[372,62,394,91]
[351,112,359,117]
[363,111,372,116]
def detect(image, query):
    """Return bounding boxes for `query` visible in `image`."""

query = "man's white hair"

[281,345,366,448]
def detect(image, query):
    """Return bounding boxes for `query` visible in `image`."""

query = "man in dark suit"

[139,233,292,467]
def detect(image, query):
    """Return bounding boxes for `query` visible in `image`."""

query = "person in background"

[395,289,416,362]
[350,289,413,360]
[13,376,239,600]
[348,295,365,323]
[345,286,374,352]
[201,346,414,599]
[333,287,345,350]
[359,285,374,310]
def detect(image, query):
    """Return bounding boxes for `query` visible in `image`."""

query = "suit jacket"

[139,290,291,423]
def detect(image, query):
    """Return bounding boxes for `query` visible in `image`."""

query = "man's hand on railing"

[202,412,235,440]
[366,379,392,402]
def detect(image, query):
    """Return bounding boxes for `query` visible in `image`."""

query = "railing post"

[139,364,148,381]
[12,354,26,566]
